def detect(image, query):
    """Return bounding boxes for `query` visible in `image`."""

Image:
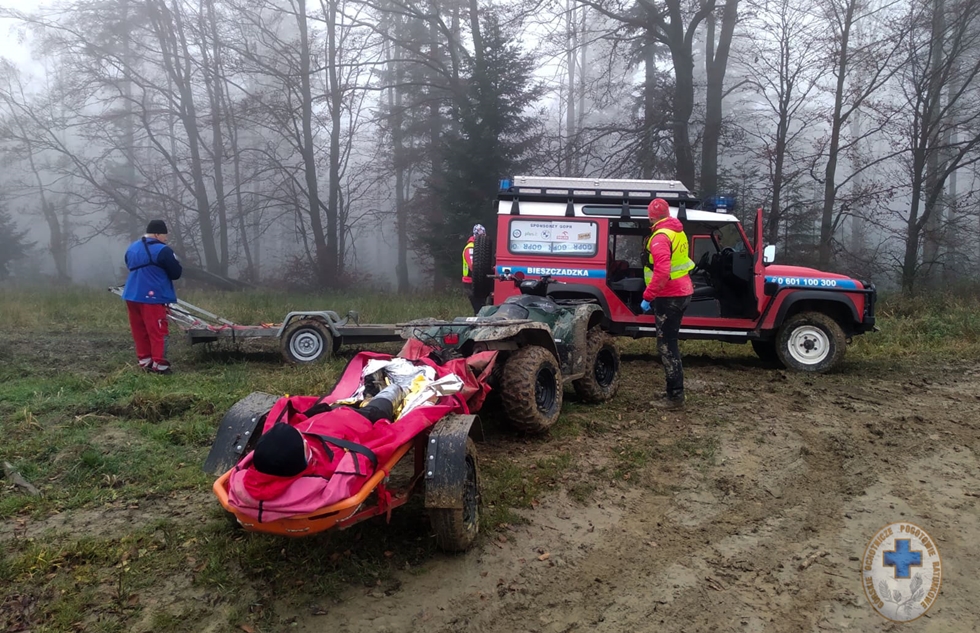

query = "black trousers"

[464,283,485,315]
[655,295,691,400]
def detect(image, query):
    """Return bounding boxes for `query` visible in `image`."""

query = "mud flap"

[203,392,281,476]
[424,414,481,510]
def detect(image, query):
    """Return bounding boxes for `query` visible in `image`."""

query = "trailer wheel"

[281,318,333,364]
[430,438,480,552]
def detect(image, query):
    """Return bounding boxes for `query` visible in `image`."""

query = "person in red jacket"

[640,198,695,409]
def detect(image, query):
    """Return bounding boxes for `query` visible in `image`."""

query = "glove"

[640,299,651,313]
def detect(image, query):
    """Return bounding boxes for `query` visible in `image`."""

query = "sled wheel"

[430,438,481,552]
[471,233,494,299]
[573,328,620,403]
[751,340,782,366]
[281,318,333,364]
[501,345,563,434]
[775,311,846,373]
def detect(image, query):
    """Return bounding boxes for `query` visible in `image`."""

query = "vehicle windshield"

[717,224,746,251]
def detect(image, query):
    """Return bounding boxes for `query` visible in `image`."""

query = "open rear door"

[752,208,766,317]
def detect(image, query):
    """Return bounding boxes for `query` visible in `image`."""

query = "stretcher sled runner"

[207,344,496,552]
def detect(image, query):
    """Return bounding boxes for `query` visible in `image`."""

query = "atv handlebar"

[492,271,563,297]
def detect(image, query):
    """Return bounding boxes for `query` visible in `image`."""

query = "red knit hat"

[647,198,670,221]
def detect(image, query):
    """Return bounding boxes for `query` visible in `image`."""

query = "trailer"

[108,287,403,364]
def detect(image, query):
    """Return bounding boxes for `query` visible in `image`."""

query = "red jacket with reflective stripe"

[643,217,694,301]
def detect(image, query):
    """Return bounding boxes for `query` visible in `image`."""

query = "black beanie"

[145,219,168,235]
[252,424,308,477]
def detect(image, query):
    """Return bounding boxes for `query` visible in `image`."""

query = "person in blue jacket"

[121,220,182,374]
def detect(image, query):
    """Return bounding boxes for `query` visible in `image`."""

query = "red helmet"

[648,198,670,221]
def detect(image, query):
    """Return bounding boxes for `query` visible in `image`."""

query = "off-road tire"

[430,438,481,552]
[281,318,333,364]
[500,345,563,434]
[775,311,846,373]
[471,233,494,299]
[572,329,620,403]
[751,340,782,366]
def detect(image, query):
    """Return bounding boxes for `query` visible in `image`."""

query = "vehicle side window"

[691,236,716,262]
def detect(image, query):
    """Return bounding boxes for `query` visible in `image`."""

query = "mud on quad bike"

[404,274,621,434]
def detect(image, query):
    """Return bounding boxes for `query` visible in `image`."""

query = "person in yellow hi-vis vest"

[461,224,487,314]
[640,198,695,409]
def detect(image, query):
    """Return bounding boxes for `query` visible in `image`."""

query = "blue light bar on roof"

[499,178,512,191]
[704,195,737,211]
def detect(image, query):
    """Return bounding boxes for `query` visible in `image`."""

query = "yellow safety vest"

[462,239,474,282]
[644,227,695,285]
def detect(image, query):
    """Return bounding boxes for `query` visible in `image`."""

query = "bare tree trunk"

[296,0,331,286]
[700,0,738,198]
[120,0,140,241]
[564,0,576,176]
[640,33,658,179]
[149,0,221,273]
[386,11,410,293]
[200,0,229,275]
[921,0,946,279]
[818,0,856,268]
[325,0,342,278]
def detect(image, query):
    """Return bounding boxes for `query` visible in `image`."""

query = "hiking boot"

[665,395,685,410]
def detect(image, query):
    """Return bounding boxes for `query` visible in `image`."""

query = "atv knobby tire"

[500,345,563,434]
[429,438,481,552]
[572,328,620,403]
[281,318,333,364]
[775,311,846,373]
[471,233,494,298]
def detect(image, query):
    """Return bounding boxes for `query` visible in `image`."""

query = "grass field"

[1,286,978,632]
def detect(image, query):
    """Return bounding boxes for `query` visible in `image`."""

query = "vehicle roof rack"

[498,176,701,207]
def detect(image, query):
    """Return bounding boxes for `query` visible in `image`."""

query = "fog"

[2,0,979,294]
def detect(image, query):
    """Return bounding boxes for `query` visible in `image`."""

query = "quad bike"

[404,274,621,434]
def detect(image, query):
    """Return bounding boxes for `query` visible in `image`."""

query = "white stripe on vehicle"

[635,327,750,336]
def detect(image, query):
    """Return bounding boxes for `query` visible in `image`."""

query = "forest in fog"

[1,0,979,293]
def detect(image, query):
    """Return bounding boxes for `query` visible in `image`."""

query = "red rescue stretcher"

[205,340,496,552]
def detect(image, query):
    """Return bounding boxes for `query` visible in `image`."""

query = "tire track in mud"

[306,361,980,633]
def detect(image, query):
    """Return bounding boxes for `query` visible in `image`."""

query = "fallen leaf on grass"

[538,552,551,561]
[239,625,256,633]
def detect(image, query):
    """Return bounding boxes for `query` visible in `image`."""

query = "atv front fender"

[203,392,280,476]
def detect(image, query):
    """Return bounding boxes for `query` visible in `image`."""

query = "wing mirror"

[763,244,776,264]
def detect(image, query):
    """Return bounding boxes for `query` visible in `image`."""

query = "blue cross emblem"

[883,539,922,578]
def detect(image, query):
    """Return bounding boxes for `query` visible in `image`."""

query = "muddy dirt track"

[296,353,980,633]
[3,336,980,633]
